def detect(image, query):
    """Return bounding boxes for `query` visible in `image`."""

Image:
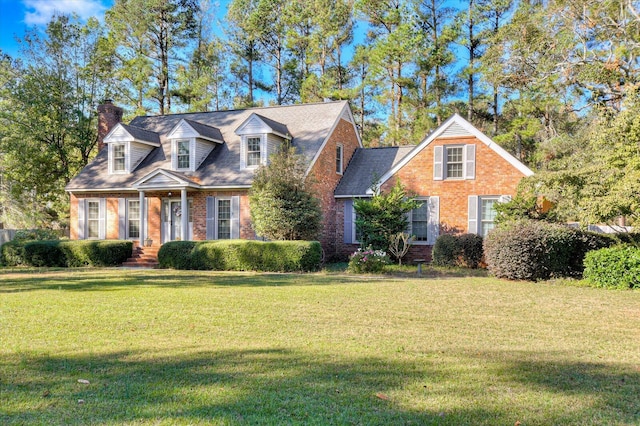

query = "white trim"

[67,184,252,193]
[242,134,264,169]
[336,143,344,175]
[167,119,224,144]
[305,102,363,177]
[103,123,160,147]
[110,143,128,174]
[374,113,534,189]
[133,169,200,189]
[173,138,194,172]
[235,113,291,139]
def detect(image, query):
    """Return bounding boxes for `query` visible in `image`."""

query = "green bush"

[158,240,322,272]
[432,234,459,267]
[347,247,390,273]
[483,220,615,281]
[432,234,484,268]
[13,229,61,242]
[1,240,132,267]
[583,245,640,289]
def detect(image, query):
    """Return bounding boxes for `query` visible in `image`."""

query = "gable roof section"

[66,101,349,192]
[166,119,224,143]
[104,123,161,146]
[374,113,534,190]
[335,146,414,197]
[133,169,200,190]
[235,113,291,139]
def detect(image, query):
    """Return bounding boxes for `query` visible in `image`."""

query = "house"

[334,113,534,260]
[66,102,533,262]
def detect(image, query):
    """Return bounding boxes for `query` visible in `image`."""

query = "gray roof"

[334,146,415,196]
[254,114,290,137]
[67,101,348,191]
[184,119,224,142]
[120,123,161,145]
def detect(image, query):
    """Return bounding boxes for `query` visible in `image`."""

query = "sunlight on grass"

[1,269,639,425]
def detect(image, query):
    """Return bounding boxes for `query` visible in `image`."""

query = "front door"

[170,201,183,241]
[163,199,192,242]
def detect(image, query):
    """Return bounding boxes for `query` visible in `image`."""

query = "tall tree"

[105,0,198,115]
[0,15,109,228]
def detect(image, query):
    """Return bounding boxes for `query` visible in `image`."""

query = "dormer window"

[176,140,191,170]
[247,136,262,167]
[113,144,126,172]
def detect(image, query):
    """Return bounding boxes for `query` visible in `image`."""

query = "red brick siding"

[307,118,360,258]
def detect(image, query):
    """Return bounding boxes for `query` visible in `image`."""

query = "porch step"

[122,245,160,268]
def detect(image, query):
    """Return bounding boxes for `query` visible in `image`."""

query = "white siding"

[195,139,215,169]
[441,122,472,138]
[146,174,177,185]
[168,120,199,139]
[104,125,132,143]
[239,115,271,134]
[130,142,153,170]
[266,133,282,163]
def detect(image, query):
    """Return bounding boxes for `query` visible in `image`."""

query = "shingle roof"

[183,119,224,142]
[67,101,348,191]
[334,146,415,197]
[119,123,161,145]
[254,114,290,138]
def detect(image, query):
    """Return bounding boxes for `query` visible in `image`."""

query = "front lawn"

[1,269,638,425]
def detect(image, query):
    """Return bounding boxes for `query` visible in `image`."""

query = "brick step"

[123,245,160,268]
[122,261,159,268]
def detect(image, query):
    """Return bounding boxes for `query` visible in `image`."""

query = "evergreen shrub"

[158,240,322,272]
[432,233,484,268]
[1,240,132,267]
[583,245,640,289]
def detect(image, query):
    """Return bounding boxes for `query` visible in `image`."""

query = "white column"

[181,188,188,240]
[139,191,145,244]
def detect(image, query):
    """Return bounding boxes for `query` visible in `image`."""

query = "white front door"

[163,199,193,242]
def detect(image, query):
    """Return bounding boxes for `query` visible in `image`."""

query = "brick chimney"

[97,100,123,151]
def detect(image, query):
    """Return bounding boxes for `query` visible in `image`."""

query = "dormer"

[166,119,224,172]
[104,123,161,174]
[235,113,291,169]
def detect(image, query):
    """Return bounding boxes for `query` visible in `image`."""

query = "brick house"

[334,113,534,260]
[67,102,532,262]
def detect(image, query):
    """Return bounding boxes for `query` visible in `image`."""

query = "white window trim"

[479,196,500,237]
[244,135,264,169]
[109,143,129,174]
[351,208,360,244]
[336,143,344,175]
[216,197,232,240]
[126,199,141,240]
[444,145,464,180]
[172,138,194,172]
[85,199,102,239]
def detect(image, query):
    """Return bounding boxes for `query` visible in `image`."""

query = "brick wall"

[307,118,360,258]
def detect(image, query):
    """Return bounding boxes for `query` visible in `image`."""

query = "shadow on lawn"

[2,348,639,425]
[0,270,368,293]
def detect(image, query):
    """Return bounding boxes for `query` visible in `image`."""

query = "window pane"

[88,202,99,219]
[87,220,99,238]
[218,199,231,239]
[411,203,429,241]
[128,200,140,238]
[336,145,343,173]
[446,146,463,178]
[481,198,498,237]
[113,145,125,171]
[247,137,261,166]
[177,141,190,169]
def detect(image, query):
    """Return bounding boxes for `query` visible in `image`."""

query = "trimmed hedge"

[483,220,614,281]
[158,240,322,272]
[583,245,640,289]
[1,240,132,267]
[432,233,484,268]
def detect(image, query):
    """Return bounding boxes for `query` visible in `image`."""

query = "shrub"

[583,245,640,289]
[1,240,132,267]
[432,234,484,268]
[347,246,390,273]
[432,234,459,267]
[158,240,322,272]
[13,229,61,242]
[483,220,616,281]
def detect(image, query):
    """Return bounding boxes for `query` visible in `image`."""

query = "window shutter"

[206,196,215,240]
[231,196,240,239]
[464,144,476,179]
[118,198,126,239]
[433,146,443,180]
[427,196,440,245]
[468,195,478,234]
[98,198,106,240]
[78,199,86,240]
[343,199,353,244]
[240,137,247,169]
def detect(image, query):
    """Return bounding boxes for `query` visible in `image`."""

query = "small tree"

[249,145,322,240]
[388,232,414,265]
[354,179,422,251]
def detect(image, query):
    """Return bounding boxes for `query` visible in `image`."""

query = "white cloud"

[23,0,108,26]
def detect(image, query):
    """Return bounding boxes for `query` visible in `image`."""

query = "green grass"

[1,268,639,425]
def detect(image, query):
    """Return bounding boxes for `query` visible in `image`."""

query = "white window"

[177,140,190,169]
[409,202,429,242]
[445,146,464,179]
[217,199,232,239]
[247,137,261,167]
[87,201,100,239]
[352,208,361,244]
[128,200,140,239]
[113,144,126,172]
[480,197,499,237]
[336,144,344,174]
